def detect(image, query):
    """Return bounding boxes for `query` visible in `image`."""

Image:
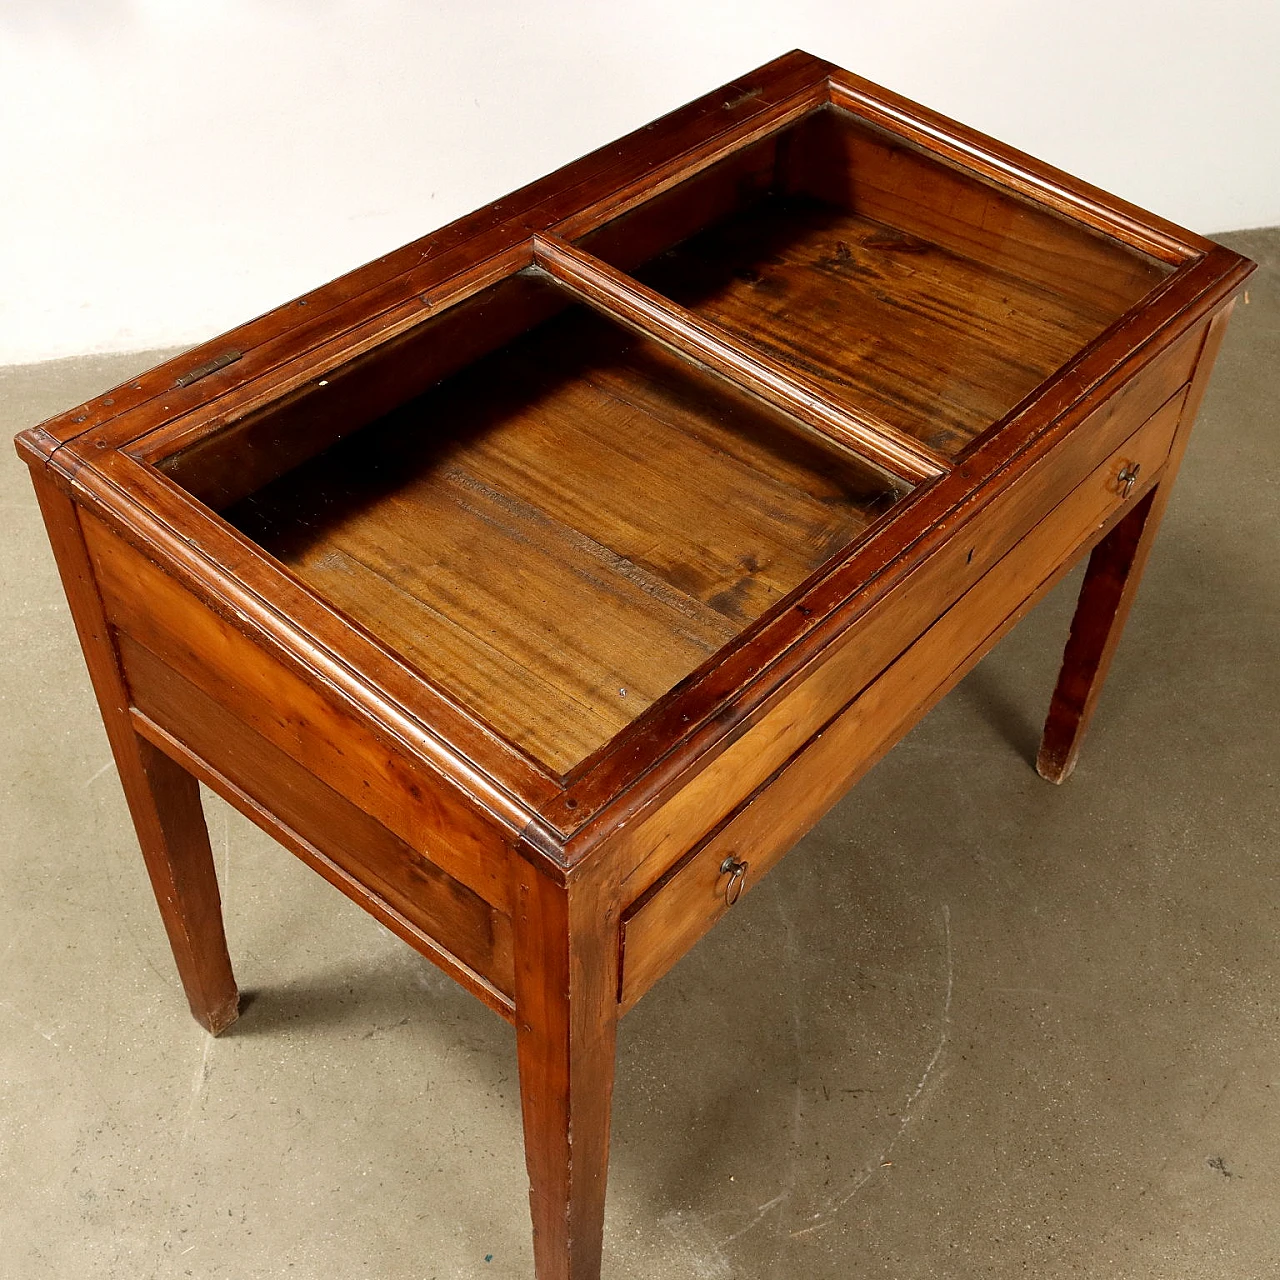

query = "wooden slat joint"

[530,232,947,485]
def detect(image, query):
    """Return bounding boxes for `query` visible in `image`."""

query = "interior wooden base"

[636,193,1165,457]
[227,309,907,774]
[183,99,1176,784]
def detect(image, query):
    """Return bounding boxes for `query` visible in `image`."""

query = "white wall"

[2,0,1277,365]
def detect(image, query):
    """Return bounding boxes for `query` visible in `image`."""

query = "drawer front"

[119,634,516,1004]
[612,324,1204,905]
[620,389,1185,1009]
[81,511,512,912]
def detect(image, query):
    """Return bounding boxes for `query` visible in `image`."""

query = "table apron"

[119,634,518,1016]
[619,385,1186,1011]
[608,321,1205,908]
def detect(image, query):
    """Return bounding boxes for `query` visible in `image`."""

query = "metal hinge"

[174,349,243,388]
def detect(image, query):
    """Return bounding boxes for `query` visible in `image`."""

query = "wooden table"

[18,51,1253,1280]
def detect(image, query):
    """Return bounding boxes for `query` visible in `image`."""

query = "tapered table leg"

[120,731,240,1033]
[514,860,619,1280]
[1037,486,1160,783]
[1038,303,1236,785]
[31,471,239,1034]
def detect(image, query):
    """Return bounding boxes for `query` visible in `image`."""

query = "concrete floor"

[1,226,1276,1280]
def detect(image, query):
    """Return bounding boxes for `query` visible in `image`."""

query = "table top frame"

[19,50,1253,870]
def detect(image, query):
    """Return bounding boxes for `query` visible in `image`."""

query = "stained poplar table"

[18,51,1253,1280]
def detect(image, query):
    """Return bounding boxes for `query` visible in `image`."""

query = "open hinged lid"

[22,51,1252,842]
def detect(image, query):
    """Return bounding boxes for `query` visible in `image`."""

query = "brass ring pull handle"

[719,855,749,906]
[1117,461,1141,498]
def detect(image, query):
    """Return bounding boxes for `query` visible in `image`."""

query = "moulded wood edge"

[824,71,1213,264]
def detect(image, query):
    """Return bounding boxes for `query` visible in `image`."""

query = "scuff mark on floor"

[181,1032,216,1144]
[659,1208,734,1279]
[84,759,113,786]
[714,891,807,1250]
[792,903,954,1238]
[0,997,62,1046]
[718,1189,790,1248]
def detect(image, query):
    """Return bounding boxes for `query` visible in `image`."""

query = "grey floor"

[1,226,1277,1280]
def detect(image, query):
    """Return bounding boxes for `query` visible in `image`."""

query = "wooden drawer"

[612,327,1203,906]
[619,386,1187,1009]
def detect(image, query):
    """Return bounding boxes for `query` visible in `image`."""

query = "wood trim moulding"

[530,234,947,484]
[826,71,1211,264]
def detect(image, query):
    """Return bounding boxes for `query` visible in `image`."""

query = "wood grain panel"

[155,273,570,511]
[786,105,1172,317]
[824,70,1206,266]
[577,133,779,276]
[635,193,1163,458]
[227,308,907,774]
[621,392,1184,1008]
[81,512,513,911]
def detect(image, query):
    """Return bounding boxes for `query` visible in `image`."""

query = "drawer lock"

[1117,460,1141,498]
[719,855,749,906]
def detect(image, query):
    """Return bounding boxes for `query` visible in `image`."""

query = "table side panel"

[620,387,1186,1008]
[788,105,1172,317]
[825,71,1210,263]
[118,633,516,1003]
[79,511,514,912]
[611,321,1204,905]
